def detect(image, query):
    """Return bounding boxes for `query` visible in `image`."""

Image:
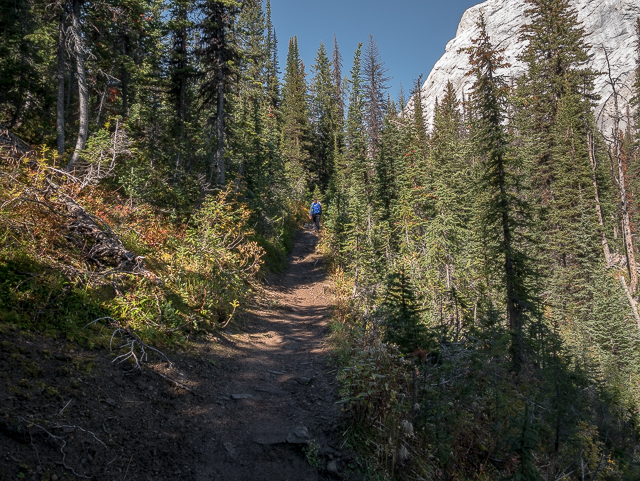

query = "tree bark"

[616,137,637,292]
[620,276,640,329]
[498,150,523,372]
[213,63,225,184]
[121,32,128,117]
[56,10,66,156]
[66,0,88,171]
[587,131,612,264]
[603,48,637,292]
[210,6,225,185]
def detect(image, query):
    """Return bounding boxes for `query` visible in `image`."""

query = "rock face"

[409,0,640,131]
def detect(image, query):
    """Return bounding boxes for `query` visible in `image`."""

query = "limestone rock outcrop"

[409,0,640,131]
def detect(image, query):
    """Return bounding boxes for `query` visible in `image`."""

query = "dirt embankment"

[1,228,360,480]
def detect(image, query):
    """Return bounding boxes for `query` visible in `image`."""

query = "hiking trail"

[0,227,358,481]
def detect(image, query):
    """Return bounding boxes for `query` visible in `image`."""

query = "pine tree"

[382,269,430,354]
[341,44,373,294]
[310,42,340,192]
[518,0,593,201]
[343,43,368,194]
[363,35,389,158]
[373,101,402,244]
[199,0,241,184]
[280,36,312,200]
[264,0,280,109]
[167,0,197,177]
[426,81,472,332]
[332,35,344,122]
[465,14,534,371]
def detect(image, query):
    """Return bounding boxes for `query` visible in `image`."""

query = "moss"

[1,341,26,354]
[72,358,95,374]
[43,386,62,400]
[23,361,44,378]
[0,322,18,335]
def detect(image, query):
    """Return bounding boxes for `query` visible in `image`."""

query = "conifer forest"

[2,0,640,479]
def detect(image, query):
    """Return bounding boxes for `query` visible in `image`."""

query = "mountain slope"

[409,0,640,130]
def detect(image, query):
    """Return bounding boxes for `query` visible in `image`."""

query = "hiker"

[309,198,322,232]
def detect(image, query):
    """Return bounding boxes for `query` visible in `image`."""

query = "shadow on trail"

[166,228,355,481]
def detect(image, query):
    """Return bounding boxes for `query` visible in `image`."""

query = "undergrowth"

[325,266,640,480]
[0,149,300,349]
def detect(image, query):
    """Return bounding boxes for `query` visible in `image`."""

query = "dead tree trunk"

[66,0,88,171]
[121,32,128,117]
[603,47,638,293]
[215,61,225,185]
[56,9,66,156]
[587,131,612,264]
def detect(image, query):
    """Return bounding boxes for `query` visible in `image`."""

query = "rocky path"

[191,227,353,480]
[1,228,358,481]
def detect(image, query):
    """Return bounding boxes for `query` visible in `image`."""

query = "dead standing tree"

[599,46,640,326]
[65,0,89,171]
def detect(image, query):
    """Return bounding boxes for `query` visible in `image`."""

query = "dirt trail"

[191,227,353,480]
[1,228,358,481]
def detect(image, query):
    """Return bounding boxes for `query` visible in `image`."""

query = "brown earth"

[0,228,362,481]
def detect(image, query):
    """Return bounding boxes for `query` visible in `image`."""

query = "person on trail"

[309,198,322,232]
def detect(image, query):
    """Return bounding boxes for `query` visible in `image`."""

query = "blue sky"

[269,0,482,99]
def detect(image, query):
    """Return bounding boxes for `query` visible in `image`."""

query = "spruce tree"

[341,44,372,294]
[382,269,430,354]
[363,35,390,158]
[518,0,593,201]
[310,42,340,192]
[332,35,344,122]
[427,81,472,332]
[465,14,534,371]
[199,0,242,184]
[280,36,312,200]
[264,0,280,109]
[373,101,402,247]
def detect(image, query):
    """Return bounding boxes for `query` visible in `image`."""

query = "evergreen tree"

[518,0,593,202]
[373,101,402,247]
[167,0,197,177]
[382,269,430,354]
[310,42,340,192]
[264,0,280,109]
[341,44,374,294]
[362,35,389,158]
[332,35,344,122]
[280,36,311,200]
[427,82,472,332]
[465,14,534,371]
[343,43,367,194]
[199,0,241,184]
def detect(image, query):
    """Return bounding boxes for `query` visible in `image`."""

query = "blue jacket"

[310,202,322,215]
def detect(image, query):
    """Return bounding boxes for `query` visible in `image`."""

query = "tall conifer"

[310,42,340,192]
[363,35,390,158]
[280,36,311,199]
[465,14,534,371]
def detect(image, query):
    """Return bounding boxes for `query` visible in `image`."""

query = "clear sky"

[269,0,482,100]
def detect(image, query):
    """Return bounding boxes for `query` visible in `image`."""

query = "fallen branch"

[85,317,173,371]
[15,416,107,479]
[148,369,196,395]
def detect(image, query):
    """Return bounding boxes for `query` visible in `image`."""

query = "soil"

[0,228,361,481]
